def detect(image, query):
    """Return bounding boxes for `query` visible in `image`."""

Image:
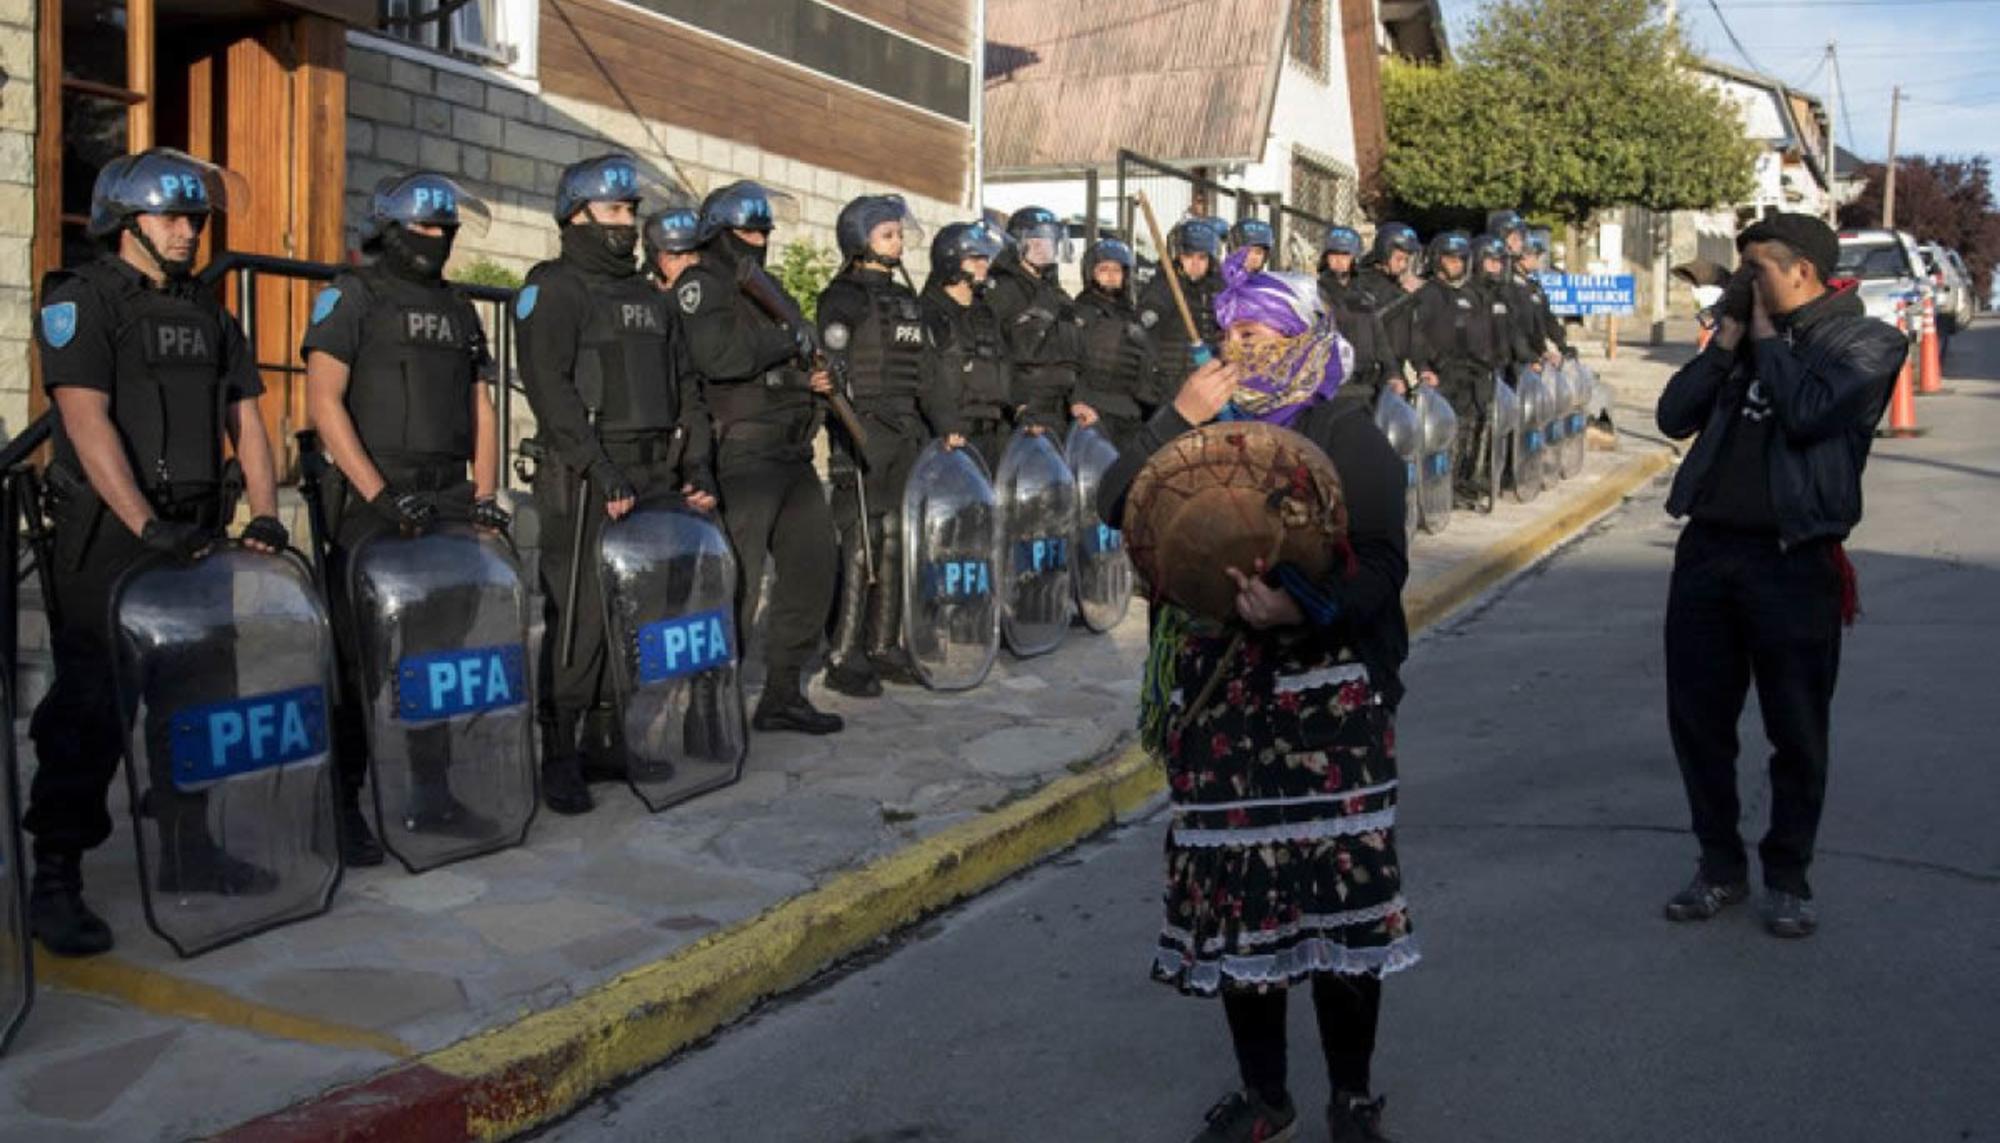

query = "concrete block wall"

[0,0,38,442]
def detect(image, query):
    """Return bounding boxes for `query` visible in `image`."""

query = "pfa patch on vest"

[513,284,539,321]
[310,287,342,326]
[678,279,702,315]
[40,301,77,349]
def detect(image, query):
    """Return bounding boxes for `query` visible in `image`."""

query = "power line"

[1703,0,1771,74]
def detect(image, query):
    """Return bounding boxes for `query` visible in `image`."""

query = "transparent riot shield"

[1413,385,1458,535]
[995,429,1079,657]
[1065,425,1133,633]
[1560,359,1592,477]
[901,440,1001,690]
[1374,389,1422,544]
[1,676,31,1053]
[1513,367,1548,503]
[348,526,536,873]
[1488,373,1521,514]
[113,547,341,958]
[599,506,747,812]
[1541,364,1572,485]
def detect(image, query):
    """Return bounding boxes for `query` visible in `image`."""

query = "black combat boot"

[823,526,883,698]
[338,786,386,868]
[153,795,280,896]
[539,709,594,815]
[403,732,498,838]
[865,522,920,686]
[577,704,629,783]
[28,846,114,957]
[753,669,844,735]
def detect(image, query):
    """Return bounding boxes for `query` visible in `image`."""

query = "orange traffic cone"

[1918,293,1945,395]
[1883,300,1920,438]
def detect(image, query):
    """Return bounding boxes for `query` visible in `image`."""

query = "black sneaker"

[540,755,595,816]
[1328,1092,1393,1142]
[1761,891,1818,939]
[28,851,114,958]
[868,649,923,687]
[1189,1090,1297,1143]
[753,693,844,735]
[1663,873,1750,922]
[823,661,883,698]
[339,799,386,867]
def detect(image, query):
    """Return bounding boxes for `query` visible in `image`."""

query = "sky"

[1434,0,2000,167]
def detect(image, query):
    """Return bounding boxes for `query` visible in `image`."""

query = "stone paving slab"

[0,350,1688,1141]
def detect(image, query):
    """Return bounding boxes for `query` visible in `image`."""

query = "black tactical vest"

[340,266,480,462]
[66,260,229,494]
[564,265,678,434]
[841,276,928,406]
[1076,292,1150,418]
[928,291,1010,417]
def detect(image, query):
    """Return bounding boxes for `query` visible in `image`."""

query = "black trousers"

[715,455,837,686]
[962,415,1011,480]
[1222,974,1384,1103]
[26,494,222,855]
[1443,373,1493,500]
[1665,522,1845,897]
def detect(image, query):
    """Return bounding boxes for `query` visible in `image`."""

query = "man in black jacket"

[1655,213,1906,939]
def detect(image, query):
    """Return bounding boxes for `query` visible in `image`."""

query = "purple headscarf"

[1211,249,1349,426]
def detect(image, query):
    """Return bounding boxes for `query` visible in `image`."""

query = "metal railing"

[1114,150,1257,262]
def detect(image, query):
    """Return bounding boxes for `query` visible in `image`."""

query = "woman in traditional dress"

[1098,250,1417,1143]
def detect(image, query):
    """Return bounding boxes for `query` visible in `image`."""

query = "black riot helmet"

[1082,238,1136,297]
[370,172,490,234]
[699,180,780,242]
[642,207,702,261]
[554,152,642,224]
[1486,209,1528,247]
[1427,230,1473,283]
[1472,232,1508,278]
[1229,218,1275,252]
[1369,223,1422,264]
[835,194,925,267]
[1322,226,1364,258]
[1169,216,1226,258]
[929,220,1007,288]
[1006,205,1074,269]
[87,147,244,239]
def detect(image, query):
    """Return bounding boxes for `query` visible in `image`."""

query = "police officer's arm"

[468,309,500,499]
[49,389,155,537]
[672,335,717,496]
[680,267,797,381]
[814,279,868,378]
[1541,297,1571,354]
[217,316,278,519]
[516,271,619,483]
[301,282,389,498]
[37,281,155,536]
[918,307,964,436]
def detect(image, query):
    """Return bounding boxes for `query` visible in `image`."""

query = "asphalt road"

[544,327,2000,1143]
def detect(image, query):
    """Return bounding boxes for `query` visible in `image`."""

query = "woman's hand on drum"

[1227,560,1304,629]
[1172,360,1243,425]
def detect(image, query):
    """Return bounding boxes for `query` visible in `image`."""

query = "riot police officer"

[1315,225,1399,407]
[1487,209,1529,265]
[26,149,289,956]
[1350,222,1429,377]
[516,153,720,814]
[919,221,1014,473]
[1073,238,1157,456]
[985,206,1095,432]
[301,171,506,862]
[1229,217,1275,273]
[675,180,843,735]
[1412,232,1503,504]
[1138,216,1227,391]
[642,206,703,290]
[815,195,961,698]
[1518,231,1571,363]
[1473,232,1540,377]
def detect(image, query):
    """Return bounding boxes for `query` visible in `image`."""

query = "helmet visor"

[1015,220,1074,267]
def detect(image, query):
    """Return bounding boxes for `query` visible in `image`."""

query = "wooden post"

[127,0,155,148]
[1607,315,1620,360]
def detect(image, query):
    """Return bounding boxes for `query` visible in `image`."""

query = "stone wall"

[343,37,968,283]
[0,0,37,441]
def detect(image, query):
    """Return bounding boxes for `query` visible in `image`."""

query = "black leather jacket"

[1657,287,1907,549]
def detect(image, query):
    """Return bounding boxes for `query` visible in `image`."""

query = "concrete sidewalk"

[0,350,1691,1142]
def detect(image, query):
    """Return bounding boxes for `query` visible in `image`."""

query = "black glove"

[590,462,636,506]
[471,496,512,532]
[369,484,438,533]
[240,515,289,551]
[140,518,212,561]
[1720,264,1757,324]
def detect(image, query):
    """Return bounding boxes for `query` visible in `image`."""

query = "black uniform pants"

[323,467,476,800]
[961,414,1012,479]
[26,495,220,855]
[534,455,685,724]
[1665,523,1845,897]
[1222,973,1384,1103]
[716,455,837,686]
[1443,372,1494,499]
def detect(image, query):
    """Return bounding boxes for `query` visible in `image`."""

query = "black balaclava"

[562,219,640,275]
[380,223,455,280]
[722,230,769,269]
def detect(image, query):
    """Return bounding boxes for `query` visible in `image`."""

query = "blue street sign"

[1539,273,1637,316]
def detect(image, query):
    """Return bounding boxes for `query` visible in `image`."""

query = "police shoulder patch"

[514,284,540,321]
[1139,309,1159,329]
[310,287,342,327]
[678,279,702,315]
[40,301,78,349]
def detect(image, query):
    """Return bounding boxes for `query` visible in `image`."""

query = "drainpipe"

[971,0,986,211]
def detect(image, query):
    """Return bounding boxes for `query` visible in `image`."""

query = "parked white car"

[1919,243,1973,335]
[1834,229,1930,331]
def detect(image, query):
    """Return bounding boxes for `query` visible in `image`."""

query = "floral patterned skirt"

[1151,630,1419,997]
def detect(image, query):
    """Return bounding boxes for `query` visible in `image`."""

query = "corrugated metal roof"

[982,0,1291,174]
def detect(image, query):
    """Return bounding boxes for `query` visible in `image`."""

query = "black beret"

[1737,213,1839,282]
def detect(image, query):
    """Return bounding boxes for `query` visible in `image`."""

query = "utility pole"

[1825,40,1840,226]
[1882,86,1902,229]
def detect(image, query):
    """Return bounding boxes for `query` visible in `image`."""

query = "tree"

[1840,156,2000,302]
[1381,0,1758,233]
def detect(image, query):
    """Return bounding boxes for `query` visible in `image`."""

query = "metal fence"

[1113,150,1257,264]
